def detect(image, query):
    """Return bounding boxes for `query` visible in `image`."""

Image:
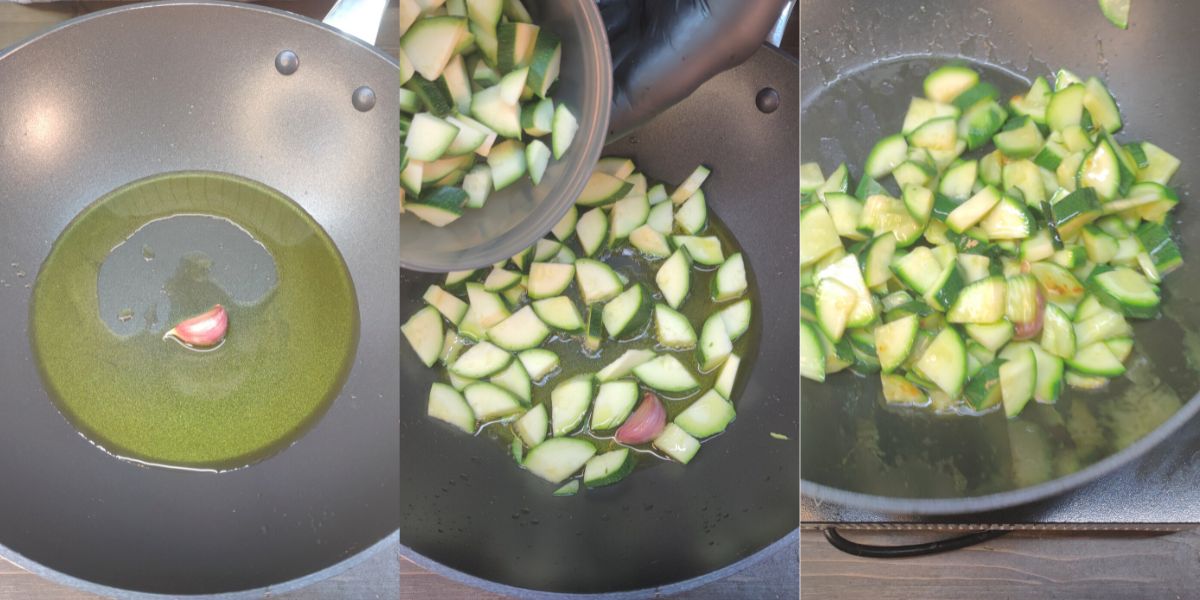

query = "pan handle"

[766,0,797,47]
[323,0,389,46]
[822,527,1009,558]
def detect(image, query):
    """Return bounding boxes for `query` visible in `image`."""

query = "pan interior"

[801,56,1198,500]
[30,171,359,471]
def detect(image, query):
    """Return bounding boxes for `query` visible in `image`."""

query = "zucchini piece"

[451,341,512,378]
[596,349,655,382]
[1075,308,1131,349]
[958,99,1007,150]
[712,253,748,302]
[428,382,476,433]
[1136,222,1183,277]
[523,437,596,484]
[1088,266,1160,318]
[951,81,999,111]
[993,116,1045,159]
[490,358,532,405]
[653,423,701,464]
[583,304,604,352]
[979,194,1034,240]
[656,248,692,309]
[402,306,445,367]
[674,390,736,438]
[1009,76,1053,124]
[908,116,958,151]
[801,321,826,382]
[864,134,909,179]
[817,254,876,327]
[698,314,733,372]
[531,296,583,332]
[800,162,825,194]
[401,16,469,80]
[463,381,523,422]
[487,306,550,351]
[965,321,1015,353]
[902,185,935,224]
[630,225,673,258]
[938,159,979,201]
[902,97,961,135]
[551,103,578,159]
[583,448,636,488]
[602,283,652,340]
[655,304,697,349]
[423,285,469,325]
[575,207,609,257]
[718,298,752,342]
[1135,142,1180,186]
[1067,342,1126,377]
[1047,83,1086,133]
[862,234,897,290]
[1031,345,1064,404]
[574,259,624,305]
[1077,137,1123,201]
[891,246,943,294]
[946,185,1002,234]
[577,171,633,207]
[550,374,595,436]
[589,381,639,431]
[923,260,965,312]
[527,261,575,299]
[518,348,559,380]
[646,200,673,234]
[924,64,979,104]
[947,275,1007,324]
[714,354,741,399]
[1049,187,1103,239]
[874,315,919,373]
[514,403,548,447]
[550,206,578,241]
[881,373,927,405]
[674,190,708,235]
[1002,158,1046,207]
[1099,0,1130,29]
[633,355,700,394]
[999,347,1036,417]
[1082,224,1119,264]
[1041,303,1077,359]
[484,267,522,292]
[1083,76,1122,133]
[610,193,651,241]
[913,327,968,397]
[670,165,712,205]
[672,236,724,266]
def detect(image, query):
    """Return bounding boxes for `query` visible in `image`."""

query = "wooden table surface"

[801,527,1200,598]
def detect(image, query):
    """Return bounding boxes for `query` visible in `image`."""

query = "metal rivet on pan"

[275,50,299,75]
[755,87,780,114]
[352,86,376,112]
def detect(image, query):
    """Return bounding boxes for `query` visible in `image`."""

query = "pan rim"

[0,0,399,595]
[800,51,1200,517]
[0,0,400,69]
[398,529,797,599]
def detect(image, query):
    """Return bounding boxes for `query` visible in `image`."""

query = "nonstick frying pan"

[0,1,398,594]
[801,0,1200,515]
[399,46,799,596]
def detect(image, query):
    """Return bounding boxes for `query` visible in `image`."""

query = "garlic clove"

[164,304,228,348]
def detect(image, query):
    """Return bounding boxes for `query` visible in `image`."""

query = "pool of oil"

[472,210,761,473]
[801,56,1198,497]
[30,172,358,471]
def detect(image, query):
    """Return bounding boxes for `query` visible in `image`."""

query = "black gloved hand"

[597,0,789,139]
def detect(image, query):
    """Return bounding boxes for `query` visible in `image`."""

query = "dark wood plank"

[801,528,1200,599]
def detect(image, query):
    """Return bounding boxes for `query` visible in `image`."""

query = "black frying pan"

[802,0,1200,515]
[0,1,398,594]
[399,46,799,596]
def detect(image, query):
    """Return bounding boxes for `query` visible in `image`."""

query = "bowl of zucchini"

[399,0,611,272]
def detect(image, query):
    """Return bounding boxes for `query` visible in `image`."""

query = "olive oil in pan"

[478,213,761,469]
[30,172,358,471]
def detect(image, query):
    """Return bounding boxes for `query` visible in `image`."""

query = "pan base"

[30,172,359,472]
